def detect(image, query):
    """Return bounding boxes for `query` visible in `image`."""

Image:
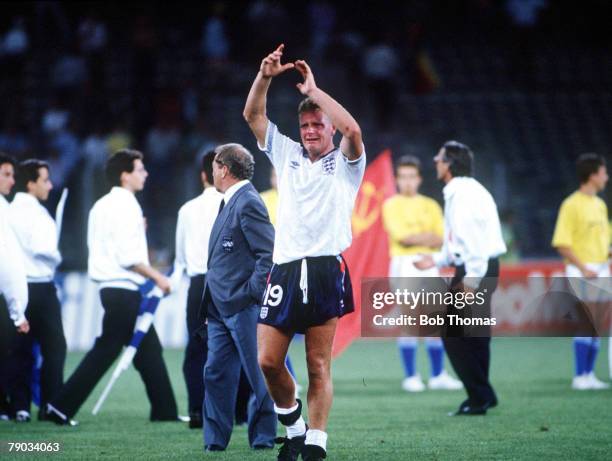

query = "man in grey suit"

[201,143,276,451]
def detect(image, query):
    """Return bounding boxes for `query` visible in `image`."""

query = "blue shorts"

[258,255,354,334]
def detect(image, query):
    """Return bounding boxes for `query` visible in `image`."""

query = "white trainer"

[586,372,610,390]
[402,374,426,392]
[15,410,31,422]
[428,370,464,390]
[571,374,590,390]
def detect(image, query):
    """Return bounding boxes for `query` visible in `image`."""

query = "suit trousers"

[51,288,177,419]
[184,276,251,420]
[0,296,14,415]
[442,258,499,406]
[183,274,206,415]
[2,282,66,413]
[203,303,276,449]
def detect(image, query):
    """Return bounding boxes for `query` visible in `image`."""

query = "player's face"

[123,159,148,192]
[591,165,608,191]
[434,148,450,180]
[29,167,53,201]
[299,110,336,157]
[396,165,421,196]
[0,163,15,196]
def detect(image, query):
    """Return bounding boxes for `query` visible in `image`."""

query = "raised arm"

[243,44,294,146]
[294,60,363,161]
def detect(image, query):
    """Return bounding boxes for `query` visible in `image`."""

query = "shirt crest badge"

[322,156,336,175]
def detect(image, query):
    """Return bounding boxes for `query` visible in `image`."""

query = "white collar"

[443,176,475,200]
[110,186,136,198]
[203,186,222,198]
[13,192,41,207]
[223,180,249,204]
[0,194,8,210]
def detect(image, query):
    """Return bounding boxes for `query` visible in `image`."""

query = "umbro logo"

[289,161,300,169]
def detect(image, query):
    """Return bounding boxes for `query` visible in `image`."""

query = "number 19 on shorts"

[263,284,283,307]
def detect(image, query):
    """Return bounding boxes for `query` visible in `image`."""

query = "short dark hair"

[442,140,473,177]
[395,155,421,175]
[576,153,606,184]
[0,153,16,168]
[214,143,254,181]
[298,97,321,115]
[201,150,215,184]
[105,149,144,187]
[16,159,49,192]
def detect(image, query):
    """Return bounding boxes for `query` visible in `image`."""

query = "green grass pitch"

[1,338,610,460]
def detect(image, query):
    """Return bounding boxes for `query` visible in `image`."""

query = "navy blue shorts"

[258,255,354,334]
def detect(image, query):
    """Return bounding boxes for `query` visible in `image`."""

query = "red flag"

[332,150,396,357]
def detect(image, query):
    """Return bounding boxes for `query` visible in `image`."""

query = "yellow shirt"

[382,194,444,257]
[552,191,610,264]
[260,188,278,227]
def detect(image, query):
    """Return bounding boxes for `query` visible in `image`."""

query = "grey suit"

[202,182,276,450]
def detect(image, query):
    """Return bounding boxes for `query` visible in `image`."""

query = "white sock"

[274,403,306,439]
[286,416,307,439]
[274,402,299,415]
[305,429,327,451]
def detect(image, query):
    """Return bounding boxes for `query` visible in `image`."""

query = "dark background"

[1,0,610,269]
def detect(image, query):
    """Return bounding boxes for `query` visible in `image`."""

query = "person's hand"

[413,254,435,271]
[581,267,598,279]
[155,275,172,295]
[16,319,30,334]
[294,60,317,95]
[260,44,294,79]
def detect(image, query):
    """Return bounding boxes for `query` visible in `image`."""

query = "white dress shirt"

[223,179,249,205]
[174,187,223,277]
[87,187,149,290]
[8,192,61,282]
[259,122,366,264]
[433,177,506,288]
[0,195,28,325]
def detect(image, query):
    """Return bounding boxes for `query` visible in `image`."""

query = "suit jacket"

[202,182,275,317]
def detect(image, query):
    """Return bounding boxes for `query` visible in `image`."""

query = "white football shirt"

[259,121,366,264]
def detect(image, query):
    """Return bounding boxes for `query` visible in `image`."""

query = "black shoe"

[301,444,327,461]
[45,404,79,426]
[189,412,203,429]
[253,444,273,450]
[452,404,487,416]
[205,444,225,452]
[457,399,471,412]
[451,399,496,416]
[151,415,188,422]
[275,433,306,461]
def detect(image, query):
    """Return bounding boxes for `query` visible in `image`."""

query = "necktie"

[218,199,225,215]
